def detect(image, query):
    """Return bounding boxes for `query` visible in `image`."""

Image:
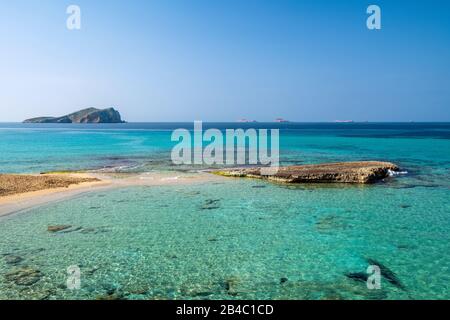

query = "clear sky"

[0,0,449,122]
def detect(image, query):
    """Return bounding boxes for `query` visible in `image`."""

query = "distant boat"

[237,119,257,123]
[275,118,289,123]
[334,120,354,123]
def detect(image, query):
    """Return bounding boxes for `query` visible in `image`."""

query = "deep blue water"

[0,122,449,173]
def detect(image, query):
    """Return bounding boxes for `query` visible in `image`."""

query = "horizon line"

[1,121,450,124]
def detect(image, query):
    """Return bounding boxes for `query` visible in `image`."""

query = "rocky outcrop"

[23,107,125,123]
[5,267,43,286]
[214,161,400,184]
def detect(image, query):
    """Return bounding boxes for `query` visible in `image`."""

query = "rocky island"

[23,107,125,123]
[214,161,400,184]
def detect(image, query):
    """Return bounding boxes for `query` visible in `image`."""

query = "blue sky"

[0,0,449,122]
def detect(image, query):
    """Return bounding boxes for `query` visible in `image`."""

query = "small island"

[23,107,125,123]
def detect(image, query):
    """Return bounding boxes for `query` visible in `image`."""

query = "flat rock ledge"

[213,161,400,184]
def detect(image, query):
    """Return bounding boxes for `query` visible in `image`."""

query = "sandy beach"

[0,171,226,218]
[0,173,110,218]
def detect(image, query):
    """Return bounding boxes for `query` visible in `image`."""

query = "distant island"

[23,107,125,123]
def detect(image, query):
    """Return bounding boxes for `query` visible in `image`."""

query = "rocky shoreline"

[213,161,400,184]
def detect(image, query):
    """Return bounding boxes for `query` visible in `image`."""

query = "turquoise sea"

[0,123,449,299]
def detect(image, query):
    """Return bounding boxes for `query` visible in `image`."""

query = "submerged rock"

[214,161,400,184]
[47,225,72,232]
[279,278,389,300]
[59,226,83,234]
[96,292,126,300]
[182,289,215,298]
[4,255,24,266]
[365,258,406,290]
[80,227,96,234]
[5,267,43,286]
[95,284,127,300]
[201,199,221,210]
[80,226,110,234]
[345,272,369,283]
[396,244,418,250]
[36,289,55,300]
[47,225,105,234]
[186,191,201,196]
[85,267,100,276]
[345,259,406,291]
[221,277,240,296]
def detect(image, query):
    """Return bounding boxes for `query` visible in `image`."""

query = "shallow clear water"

[0,123,449,299]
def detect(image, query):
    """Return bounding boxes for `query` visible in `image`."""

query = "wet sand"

[0,171,226,218]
